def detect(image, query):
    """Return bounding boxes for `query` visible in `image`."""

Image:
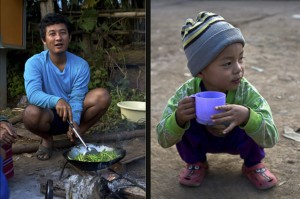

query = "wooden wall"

[0,0,25,48]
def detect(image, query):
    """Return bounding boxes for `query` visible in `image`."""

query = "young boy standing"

[156,11,278,189]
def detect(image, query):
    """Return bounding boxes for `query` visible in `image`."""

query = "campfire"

[40,145,146,199]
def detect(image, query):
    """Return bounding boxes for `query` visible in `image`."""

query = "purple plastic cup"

[191,91,226,125]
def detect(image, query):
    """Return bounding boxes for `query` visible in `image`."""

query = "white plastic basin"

[117,101,146,123]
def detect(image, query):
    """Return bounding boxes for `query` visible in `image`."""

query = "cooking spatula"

[67,120,98,155]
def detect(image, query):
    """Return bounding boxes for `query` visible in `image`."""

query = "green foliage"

[80,0,100,9]
[6,49,28,103]
[86,48,109,89]
[7,68,25,99]
[77,9,98,32]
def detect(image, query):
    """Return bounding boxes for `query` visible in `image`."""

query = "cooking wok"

[63,143,126,171]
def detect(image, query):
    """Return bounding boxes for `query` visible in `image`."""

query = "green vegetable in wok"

[73,149,119,162]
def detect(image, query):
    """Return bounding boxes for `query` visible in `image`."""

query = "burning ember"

[102,173,119,181]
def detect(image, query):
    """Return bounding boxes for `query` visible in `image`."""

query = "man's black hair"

[39,13,72,41]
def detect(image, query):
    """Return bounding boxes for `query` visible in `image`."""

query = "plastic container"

[191,91,226,125]
[117,101,146,123]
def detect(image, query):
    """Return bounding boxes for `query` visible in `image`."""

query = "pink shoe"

[179,162,208,186]
[242,163,277,189]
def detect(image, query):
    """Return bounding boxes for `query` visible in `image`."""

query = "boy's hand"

[175,97,196,128]
[211,104,250,134]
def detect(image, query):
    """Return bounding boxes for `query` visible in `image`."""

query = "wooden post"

[39,0,54,50]
[39,0,54,19]
[0,49,7,108]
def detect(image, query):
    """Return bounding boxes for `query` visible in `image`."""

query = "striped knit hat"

[181,11,245,76]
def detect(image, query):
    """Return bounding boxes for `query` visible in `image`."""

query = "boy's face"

[42,23,70,55]
[197,43,244,92]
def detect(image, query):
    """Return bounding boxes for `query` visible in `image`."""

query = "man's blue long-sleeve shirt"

[24,50,90,125]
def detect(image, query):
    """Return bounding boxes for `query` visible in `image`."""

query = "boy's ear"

[196,72,203,78]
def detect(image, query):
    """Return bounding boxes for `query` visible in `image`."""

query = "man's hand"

[0,121,18,145]
[67,122,81,142]
[56,98,73,122]
[211,104,250,134]
[175,97,196,128]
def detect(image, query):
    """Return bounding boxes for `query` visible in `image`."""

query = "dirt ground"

[151,1,300,198]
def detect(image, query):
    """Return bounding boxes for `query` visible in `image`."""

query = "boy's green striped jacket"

[156,77,278,148]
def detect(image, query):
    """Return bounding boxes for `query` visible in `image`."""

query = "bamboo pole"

[98,11,145,18]
[62,10,145,18]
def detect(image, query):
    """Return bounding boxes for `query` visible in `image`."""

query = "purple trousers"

[176,119,265,167]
